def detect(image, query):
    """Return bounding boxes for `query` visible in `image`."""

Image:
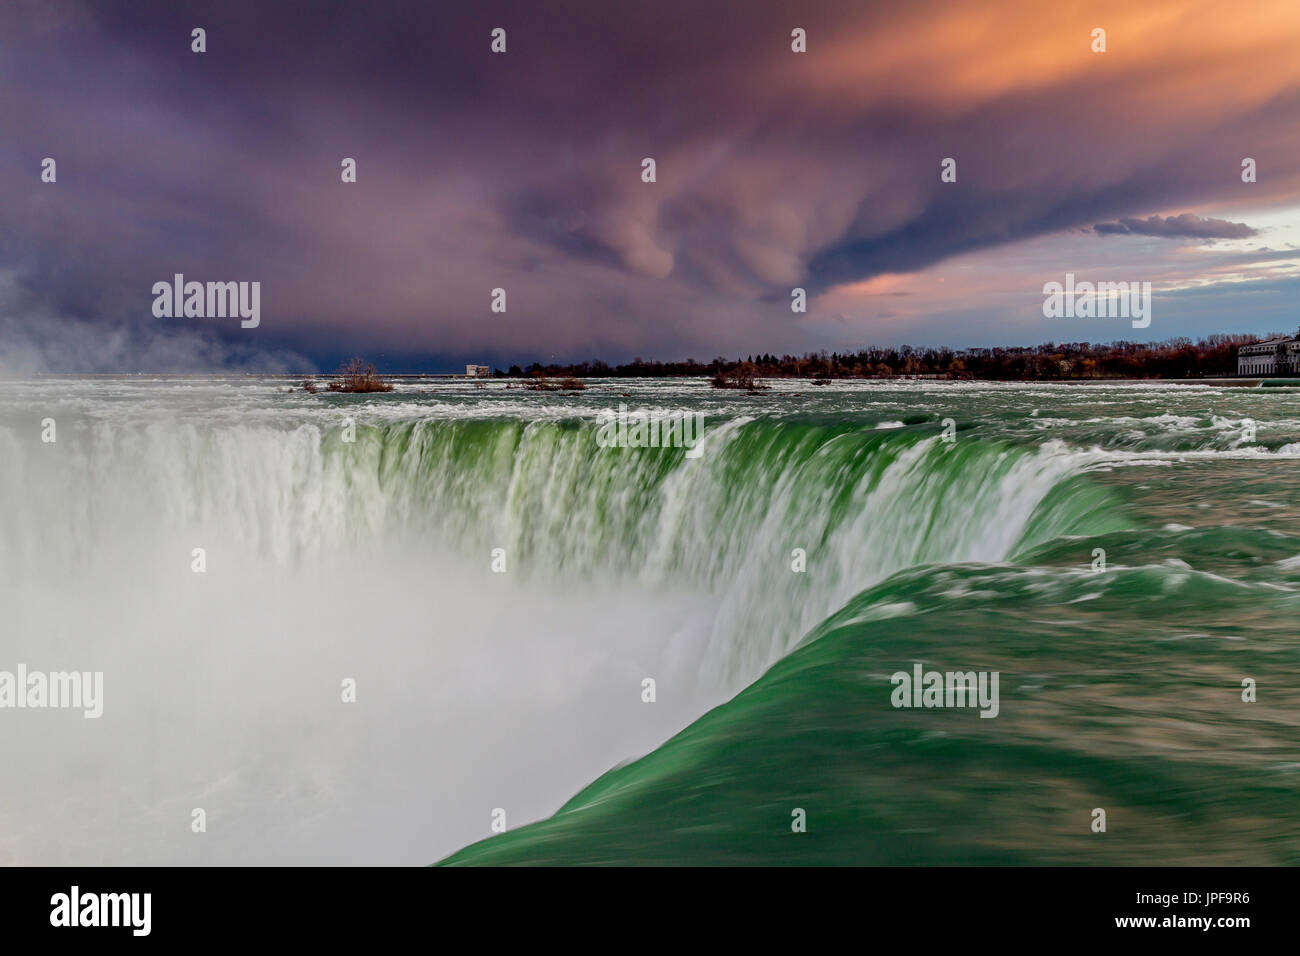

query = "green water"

[432,381,1300,865]
[2,377,1298,864]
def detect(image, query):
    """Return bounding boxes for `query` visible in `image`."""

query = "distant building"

[1238,331,1300,376]
[465,364,491,377]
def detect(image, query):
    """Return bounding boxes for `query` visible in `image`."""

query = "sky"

[3,0,1300,372]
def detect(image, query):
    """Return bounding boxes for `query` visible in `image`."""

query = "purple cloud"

[2,0,1300,368]
[1093,214,1257,239]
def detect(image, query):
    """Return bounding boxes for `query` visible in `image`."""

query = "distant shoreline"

[7,333,1289,382]
[9,373,1300,387]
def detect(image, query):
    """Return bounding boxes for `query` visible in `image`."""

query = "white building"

[1238,333,1300,376]
[465,364,491,377]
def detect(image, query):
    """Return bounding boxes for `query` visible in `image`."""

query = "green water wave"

[439,549,1300,865]
[430,416,1300,865]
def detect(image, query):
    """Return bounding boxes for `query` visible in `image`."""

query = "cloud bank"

[3,0,1300,368]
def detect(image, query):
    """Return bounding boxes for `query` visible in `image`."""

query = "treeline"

[498,334,1267,380]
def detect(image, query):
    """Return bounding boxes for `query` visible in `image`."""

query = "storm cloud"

[3,0,1300,369]
[1094,214,1257,239]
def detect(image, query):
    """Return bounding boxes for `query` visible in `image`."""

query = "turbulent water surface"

[2,377,1298,865]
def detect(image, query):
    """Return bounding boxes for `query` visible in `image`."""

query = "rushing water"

[2,377,1298,865]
